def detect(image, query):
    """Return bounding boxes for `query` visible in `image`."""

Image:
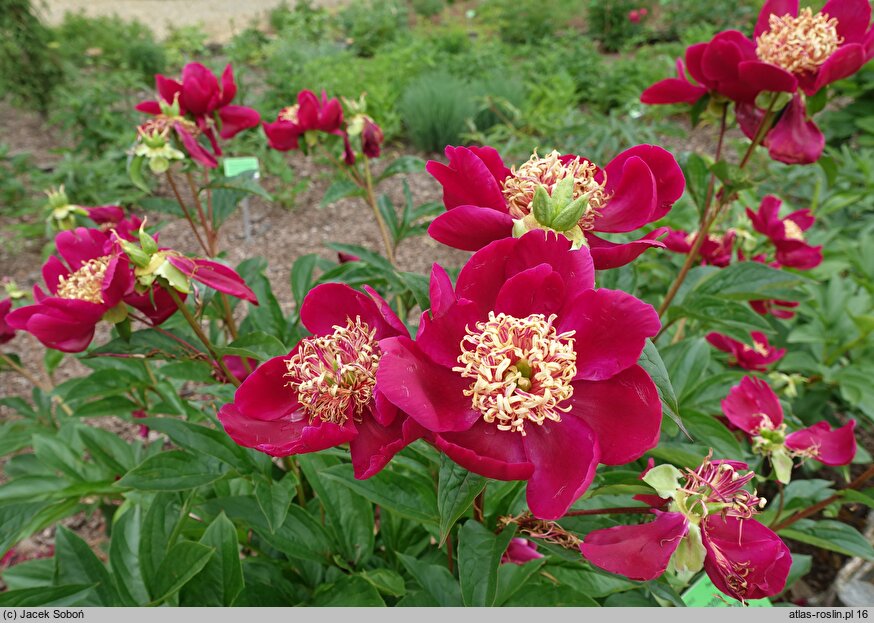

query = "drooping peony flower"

[377,231,663,519]
[6,228,133,352]
[722,376,856,482]
[706,331,785,371]
[580,455,791,602]
[425,145,684,270]
[0,298,16,344]
[663,228,736,267]
[745,195,822,270]
[263,90,345,152]
[135,63,260,168]
[360,116,384,159]
[641,31,763,105]
[736,94,826,165]
[740,0,874,98]
[218,283,424,479]
[163,255,258,305]
[750,297,799,319]
[501,538,544,565]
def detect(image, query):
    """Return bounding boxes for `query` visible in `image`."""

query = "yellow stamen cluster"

[139,115,199,139]
[279,105,301,124]
[749,340,771,357]
[56,256,111,304]
[782,219,805,240]
[454,312,577,435]
[756,8,842,74]
[285,317,379,426]
[502,150,609,230]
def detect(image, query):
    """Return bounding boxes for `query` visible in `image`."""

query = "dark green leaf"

[321,178,362,206]
[779,519,874,560]
[0,585,95,607]
[181,513,244,606]
[150,541,215,604]
[110,505,150,606]
[117,450,224,491]
[55,526,119,606]
[396,553,462,606]
[639,340,687,437]
[457,521,516,606]
[141,418,255,472]
[359,568,407,597]
[309,575,385,606]
[437,456,486,545]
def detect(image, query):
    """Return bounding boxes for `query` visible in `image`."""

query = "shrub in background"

[587,0,650,52]
[399,71,476,152]
[482,0,578,45]
[410,0,445,19]
[0,0,64,114]
[338,0,408,57]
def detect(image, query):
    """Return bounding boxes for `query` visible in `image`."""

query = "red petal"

[376,336,480,433]
[567,365,662,465]
[586,229,667,270]
[785,420,856,465]
[426,146,507,212]
[522,414,599,520]
[559,289,660,382]
[755,0,799,38]
[234,355,299,421]
[435,418,534,481]
[580,511,689,581]
[721,376,784,434]
[427,204,514,251]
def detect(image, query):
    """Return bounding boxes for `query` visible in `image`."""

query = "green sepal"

[531,185,553,226]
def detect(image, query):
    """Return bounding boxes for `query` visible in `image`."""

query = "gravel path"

[38,0,346,42]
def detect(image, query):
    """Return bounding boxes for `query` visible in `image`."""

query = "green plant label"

[682,574,772,607]
[223,157,260,178]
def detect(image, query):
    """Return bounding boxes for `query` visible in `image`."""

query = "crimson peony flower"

[740,0,874,98]
[263,90,345,152]
[641,31,762,105]
[746,195,822,270]
[218,283,424,479]
[425,145,683,270]
[501,538,544,565]
[84,205,144,242]
[663,228,735,267]
[580,456,791,602]
[628,9,641,23]
[0,298,16,344]
[706,331,785,371]
[722,376,856,482]
[377,231,663,519]
[136,63,260,168]
[6,228,133,352]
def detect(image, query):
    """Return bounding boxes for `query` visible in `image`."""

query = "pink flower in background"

[501,538,544,565]
[6,228,133,352]
[628,9,641,23]
[361,116,384,159]
[132,409,150,439]
[739,0,874,98]
[0,298,16,345]
[218,283,424,479]
[426,145,683,270]
[222,355,260,383]
[85,205,144,242]
[136,63,260,168]
[722,376,856,471]
[663,228,735,267]
[746,195,822,269]
[641,30,762,105]
[706,331,785,371]
[580,456,791,602]
[377,231,662,519]
[263,90,345,151]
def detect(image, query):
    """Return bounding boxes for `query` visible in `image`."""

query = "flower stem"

[166,288,240,387]
[363,156,396,266]
[282,456,307,506]
[166,170,211,256]
[771,464,874,532]
[186,171,215,255]
[0,351,73,418]
[656,96,779,323]
[446,531,455,574]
